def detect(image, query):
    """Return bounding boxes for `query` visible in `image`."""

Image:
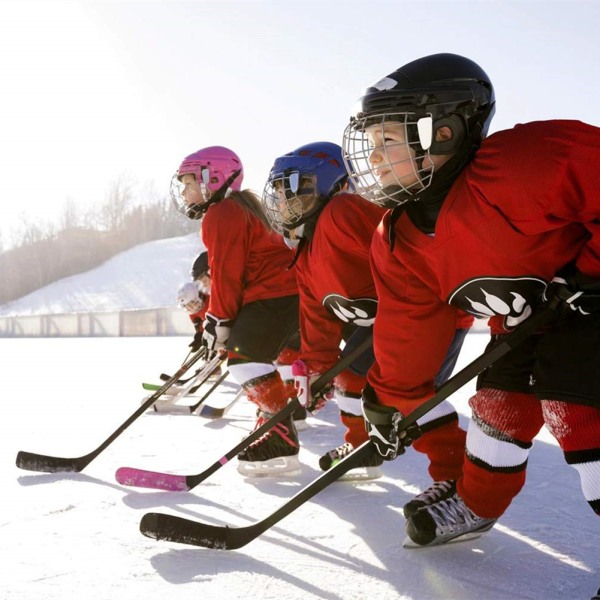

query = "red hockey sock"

[341,413,369,448]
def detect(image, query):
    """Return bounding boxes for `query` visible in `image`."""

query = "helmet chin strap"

[185,169,242,220]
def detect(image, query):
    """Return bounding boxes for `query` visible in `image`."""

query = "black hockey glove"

[542,269,600,316]
[362,384,422,460]
[189,330,204,353]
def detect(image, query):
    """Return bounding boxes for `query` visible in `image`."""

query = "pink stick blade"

[115,467,189,491]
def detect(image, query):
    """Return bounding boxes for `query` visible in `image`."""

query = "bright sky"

[1,0,599,245]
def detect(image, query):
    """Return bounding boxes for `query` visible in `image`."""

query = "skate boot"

[319,441,383,481]
[403,480,456,519]
[237,410,301,477]
[292,403,308,431]
[405,492,496,547]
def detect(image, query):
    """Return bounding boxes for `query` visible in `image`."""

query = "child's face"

[366,122,426,191]
[272,176,317,226]
[180,173,206,206]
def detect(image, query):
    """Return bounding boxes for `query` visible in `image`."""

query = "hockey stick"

[155,346,208,384]
[143,380,203,393]
[116,334,373,492]
[145,361,226,396]
[152,354,225,413]
[15,349,210,474]
[139,303,558,548]
[199,387,245,419]
[158,371,200,386]
[153,365,229,415]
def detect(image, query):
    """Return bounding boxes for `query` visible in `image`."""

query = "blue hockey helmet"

[262,141,349,240]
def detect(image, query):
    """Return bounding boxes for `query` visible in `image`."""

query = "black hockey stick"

[15,349,211,473]
[153,364,229,415]
[157,347,208,384]
[158,372,200,386]
[145,361,226,396]
[116,334,373,491]
[139,303,558,548]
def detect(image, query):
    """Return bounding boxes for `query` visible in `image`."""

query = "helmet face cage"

[262,142,348,236]
[170,171,203,219]
[342,112,435,208]
[262,172,319,235]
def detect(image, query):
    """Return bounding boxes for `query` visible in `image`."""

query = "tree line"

[0,176,198,307]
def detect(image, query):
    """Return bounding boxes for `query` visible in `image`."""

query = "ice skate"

[292,403,309,431]
[319,441,383,481]
[404,492,496,548]
[237,411,301,477]
[403,480,456,519]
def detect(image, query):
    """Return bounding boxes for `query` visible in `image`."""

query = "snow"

[0,233,203,316]
[3,237,599,600]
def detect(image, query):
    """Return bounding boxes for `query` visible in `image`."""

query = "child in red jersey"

[176,251,211,351]
[343,53,600,546]
[172,146,301,477]
[263,141,472,493]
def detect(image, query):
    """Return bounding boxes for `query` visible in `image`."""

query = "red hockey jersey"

[369,120,600,411]
[201,197,298,320]
[294,192,385,372]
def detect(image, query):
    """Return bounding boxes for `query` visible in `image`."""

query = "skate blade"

[402,521,496,549]
[293,419,309,431]
[237,455,301,478]
[141,395,176,410]
[153,402,194,415]
[337,466,383,482]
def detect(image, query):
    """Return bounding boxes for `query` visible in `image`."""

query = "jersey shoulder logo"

[448,276,547,328]
[322,294,377,327]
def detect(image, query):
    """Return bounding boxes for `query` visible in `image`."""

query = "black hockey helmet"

[355,53,495,152]
[343,53,496,207]
[191,251,209,280]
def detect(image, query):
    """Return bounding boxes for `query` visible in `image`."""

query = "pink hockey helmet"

[176,146,244,192]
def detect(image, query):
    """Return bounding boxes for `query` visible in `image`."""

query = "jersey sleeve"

[473,120,600,278]
[201,201,249,320]
[296,266,344,373]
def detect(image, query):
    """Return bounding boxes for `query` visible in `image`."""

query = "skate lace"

[414,480,455,504]
[247,421,298,449]
[428,495,480,532]
[330,442,354,461]
[252,415,269,431]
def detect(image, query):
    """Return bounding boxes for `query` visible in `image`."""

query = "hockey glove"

[291,360,334,414]
[542,269,600,316]
[202,313,232,352]
[362,384,422,460]
[189,331,204,353]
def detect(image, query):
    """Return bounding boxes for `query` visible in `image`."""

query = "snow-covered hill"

[0,233,204,316]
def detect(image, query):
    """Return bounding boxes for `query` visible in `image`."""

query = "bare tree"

[13,212,52,247]
[0,177,199,306]
[59,197,80,231]
[99,173,133,232]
